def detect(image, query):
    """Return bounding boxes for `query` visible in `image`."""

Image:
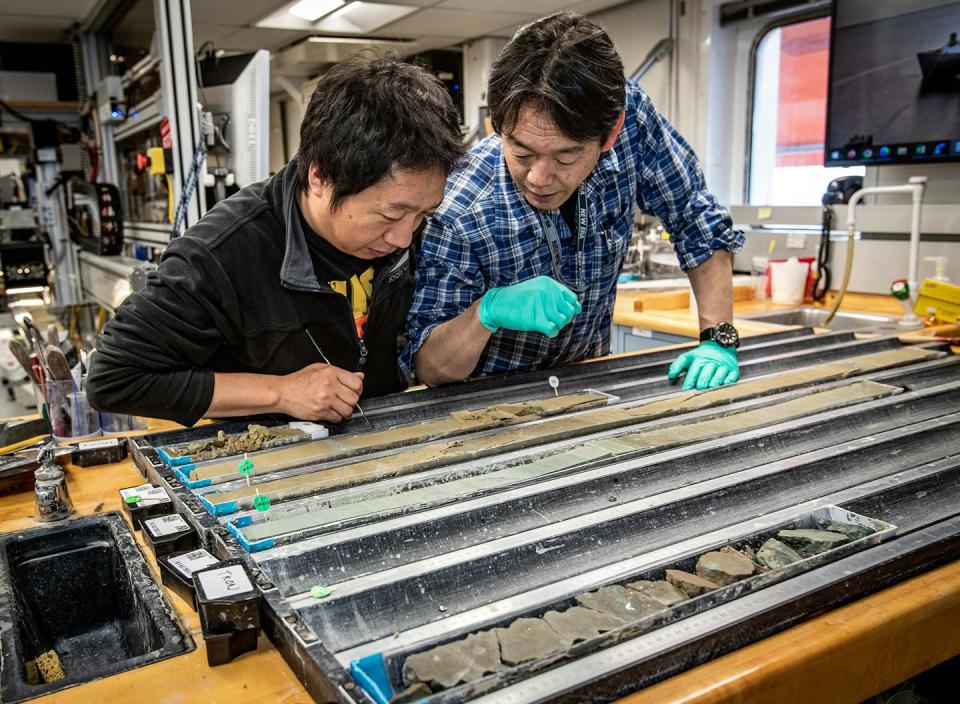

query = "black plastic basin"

[0,513,193,702]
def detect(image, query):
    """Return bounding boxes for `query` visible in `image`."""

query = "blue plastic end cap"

[176,468,210,489]
[199,494,237,517]
[225,521,273,553]
[349,653,394,704]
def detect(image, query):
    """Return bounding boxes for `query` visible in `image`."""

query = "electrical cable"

[0,98,75,131]
[171,117,208,236]
[0,98,35,123]
[812,205,832,301]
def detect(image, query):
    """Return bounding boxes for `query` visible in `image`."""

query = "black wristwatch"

[700,322,740,348]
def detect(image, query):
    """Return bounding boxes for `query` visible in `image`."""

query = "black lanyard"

[540,186,588,294]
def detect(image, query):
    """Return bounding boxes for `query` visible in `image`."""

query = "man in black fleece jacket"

[87,56,464,426]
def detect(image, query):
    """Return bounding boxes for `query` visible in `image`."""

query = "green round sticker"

[310,585,332,599]
[123,495,140,505]
[237,458,255,476]
[253,494,271,512]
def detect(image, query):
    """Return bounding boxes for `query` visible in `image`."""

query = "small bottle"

[924,307,938,327]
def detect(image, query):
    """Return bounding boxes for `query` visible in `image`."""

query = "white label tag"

[168,549,219,579]
[78,438,121,451]
[120,484,170,506]
[145,514,190,537]
[787,232,807,250]
[197,565,254,599]
[120,483,152,499]
[289,421,329,439]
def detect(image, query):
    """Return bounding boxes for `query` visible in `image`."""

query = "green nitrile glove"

[478,275,582,338]
[667,341,740,391]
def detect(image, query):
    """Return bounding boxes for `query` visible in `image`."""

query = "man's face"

[303,166,446,259]
[502,105,614,211]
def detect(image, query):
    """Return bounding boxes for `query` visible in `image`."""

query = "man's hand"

[478,275,581,338]
[667,341,739,391]
[278,363,364,422]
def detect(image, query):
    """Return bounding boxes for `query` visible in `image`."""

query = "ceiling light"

[288,0,345,22]
[314,2,418,34]
[307,35,416,46]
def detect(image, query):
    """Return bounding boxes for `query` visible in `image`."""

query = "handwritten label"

[144,514,190,537]
[168,549,219,579]
[196,565,254,600]
[120,484,170,506]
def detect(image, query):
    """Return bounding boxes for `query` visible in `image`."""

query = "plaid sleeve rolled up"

[630,87,745,271]
[400,213,485,377]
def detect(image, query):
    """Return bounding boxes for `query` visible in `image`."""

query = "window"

[749,16,864,205]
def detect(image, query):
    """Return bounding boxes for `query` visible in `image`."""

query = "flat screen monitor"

[200,50,270,189]
[825,0,960,166]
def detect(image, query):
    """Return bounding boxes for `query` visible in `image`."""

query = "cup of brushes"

[8,319,102,440]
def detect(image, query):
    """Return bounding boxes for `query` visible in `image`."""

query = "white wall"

[459,1,676,138]
[590,0,673,117]
[269,98,285,174]
[462,37,507,135]
[268,76,311,173]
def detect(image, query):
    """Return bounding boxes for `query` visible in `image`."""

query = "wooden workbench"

[612,289,908,338]
[0,426,311,704]
[2,318,958,702]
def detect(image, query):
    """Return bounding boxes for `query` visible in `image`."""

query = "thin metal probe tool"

[304,328,373,429]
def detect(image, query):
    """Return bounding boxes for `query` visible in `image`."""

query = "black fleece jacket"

[86,163,414,426]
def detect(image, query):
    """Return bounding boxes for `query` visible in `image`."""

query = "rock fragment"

[756,538,803,570]
[695,550,756,586]
[665,569,720,597]
[458,630,505,682]
[576,585,666,622]
[403,639,472,688]
[777,529,850,555]
[391,683,433,703]
[814,519,874,541]
[626,579,688,607]
[542,606,624,643]
[402,630,504,688]
[496,618,569,665]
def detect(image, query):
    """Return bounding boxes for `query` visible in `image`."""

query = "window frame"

[743,4,832,204]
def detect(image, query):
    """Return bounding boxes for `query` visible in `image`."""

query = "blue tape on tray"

[174,466,210,489]
[199,493,237,517]
[226,521,274,553]
[350,653,395,704]
[233,515,254,528]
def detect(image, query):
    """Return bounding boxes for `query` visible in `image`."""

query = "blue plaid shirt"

[401,81,743,379]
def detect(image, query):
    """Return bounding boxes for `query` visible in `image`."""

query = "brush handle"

[44,346,74,383]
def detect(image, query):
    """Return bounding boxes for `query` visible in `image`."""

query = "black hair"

[488,12,625,143]
[297,54,465,208]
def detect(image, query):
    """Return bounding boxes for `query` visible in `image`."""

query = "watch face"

[713,323,739,347]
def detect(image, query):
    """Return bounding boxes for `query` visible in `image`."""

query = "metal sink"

[0,513,193,702]
[736,307,899,332]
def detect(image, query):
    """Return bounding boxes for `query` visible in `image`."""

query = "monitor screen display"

[825,0,960,166]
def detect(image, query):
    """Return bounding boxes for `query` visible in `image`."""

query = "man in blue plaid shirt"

[402,12,745,391]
